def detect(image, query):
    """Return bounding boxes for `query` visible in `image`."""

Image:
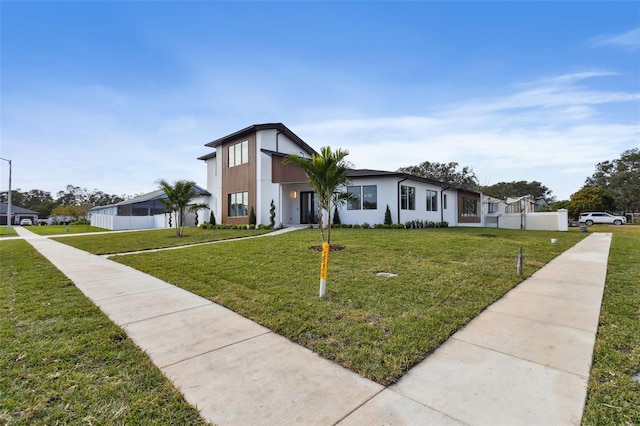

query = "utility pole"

[0,158,11,235]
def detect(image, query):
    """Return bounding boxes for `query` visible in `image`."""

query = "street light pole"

[0,157,11,235]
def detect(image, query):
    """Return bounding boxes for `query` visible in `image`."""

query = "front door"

[300,191,318,224]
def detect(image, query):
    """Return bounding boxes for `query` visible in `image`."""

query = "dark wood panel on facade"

[221,133,256,224]
[271,157,309,183]
[457,191,481,224]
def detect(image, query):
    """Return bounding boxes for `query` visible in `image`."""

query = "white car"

[579,212,626,226]
[20,218,33,226]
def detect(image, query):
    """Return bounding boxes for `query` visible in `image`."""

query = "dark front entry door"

[300,191,318,224]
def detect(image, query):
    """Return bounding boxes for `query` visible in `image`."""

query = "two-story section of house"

[197,123,318,226]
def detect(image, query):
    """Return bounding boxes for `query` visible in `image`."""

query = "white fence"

[91,213,170,231]
[489,209,569,231]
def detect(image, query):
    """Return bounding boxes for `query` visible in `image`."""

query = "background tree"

[568,186,615,219]
[284,146,352,244]
[397,161,479,190]
[481,180,554,202]
[157,179,196,237]
[585,148,640,212]
[51,204,89,223]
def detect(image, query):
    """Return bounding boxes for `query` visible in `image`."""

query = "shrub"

[210,211,216,226]
[249,207,256,226]
[333,207,341,225]
[362,222,370,229]
[384,204,392,225]
[353,224,361,229]
[269,200,276,228]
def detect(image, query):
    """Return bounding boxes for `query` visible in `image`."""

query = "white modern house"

[197,123,483,228]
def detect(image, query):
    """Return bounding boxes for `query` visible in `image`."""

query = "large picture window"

[347,186,361,210]
[401,185,415,210]
[228,191,248,217]
[363,185,377,210]
[462,197,478,217]
[228,140,249,167]
[426,190,438,211]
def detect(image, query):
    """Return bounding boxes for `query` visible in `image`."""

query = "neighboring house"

[90,186,210,230]
[0,203,39,226]
[505,195,538,214]
[481,195,507,228]
[197,123,483,227]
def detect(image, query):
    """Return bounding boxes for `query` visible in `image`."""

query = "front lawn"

[113,227,585,385]
[0,227,18,237]
[26,224,109,235]
[0,240,207,425]
[53,227,272,254]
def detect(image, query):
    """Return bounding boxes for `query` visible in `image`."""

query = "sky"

[1,1,639,201]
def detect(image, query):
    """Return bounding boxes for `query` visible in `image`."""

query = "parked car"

[20,218,33,226]
[578,212,626,226]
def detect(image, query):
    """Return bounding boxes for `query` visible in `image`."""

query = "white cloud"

[590,27,640,49]
[293,72,640,200]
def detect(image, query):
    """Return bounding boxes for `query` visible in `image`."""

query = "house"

[0,203,40,226]
[90,186,210,230]
[481,195,506,228]
[197,123,483,227]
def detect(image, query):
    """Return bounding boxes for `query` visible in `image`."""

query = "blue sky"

[1,1,638,201]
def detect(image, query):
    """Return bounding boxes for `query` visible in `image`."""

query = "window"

[443,194,447,209]
[363,185,377,210]
[426,190,438,212]
[488,202,499,213]
[462,197,478,217]
[228,192,248,217]
[347,186,361,210]
[228,140,249,167]
[347,185,378,210]
[401,185,415,210]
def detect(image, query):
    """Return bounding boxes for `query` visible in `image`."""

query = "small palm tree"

[157,179,197,237]
[284,146,352,244]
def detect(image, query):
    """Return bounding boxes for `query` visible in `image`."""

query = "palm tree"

[157,179,197,237]
[284,146,352,244]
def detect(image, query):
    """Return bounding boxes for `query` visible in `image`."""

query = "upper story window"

[488,202,499,213]
[228,140,249,167]
[401,185,415,210]
[426,190,438,212]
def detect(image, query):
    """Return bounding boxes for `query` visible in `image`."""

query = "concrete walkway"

[13,226,611,425]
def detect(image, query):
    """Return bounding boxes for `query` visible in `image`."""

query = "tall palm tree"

[284,146,352,244]
[157,179,196,237]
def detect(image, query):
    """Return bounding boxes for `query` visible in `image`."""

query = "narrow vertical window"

[426,190,438,212]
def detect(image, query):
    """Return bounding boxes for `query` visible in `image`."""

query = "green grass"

[0,240,208,425]
[53,227,272,254]
[112,227,586,385]
[582,225,640,425]
[0,227,18,237]
[26,224,109,235]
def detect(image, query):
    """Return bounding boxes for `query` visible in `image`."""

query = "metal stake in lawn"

[517,246,525,275]
[319,242,329,297]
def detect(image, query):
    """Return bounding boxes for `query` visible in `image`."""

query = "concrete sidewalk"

[14,226,611,425]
